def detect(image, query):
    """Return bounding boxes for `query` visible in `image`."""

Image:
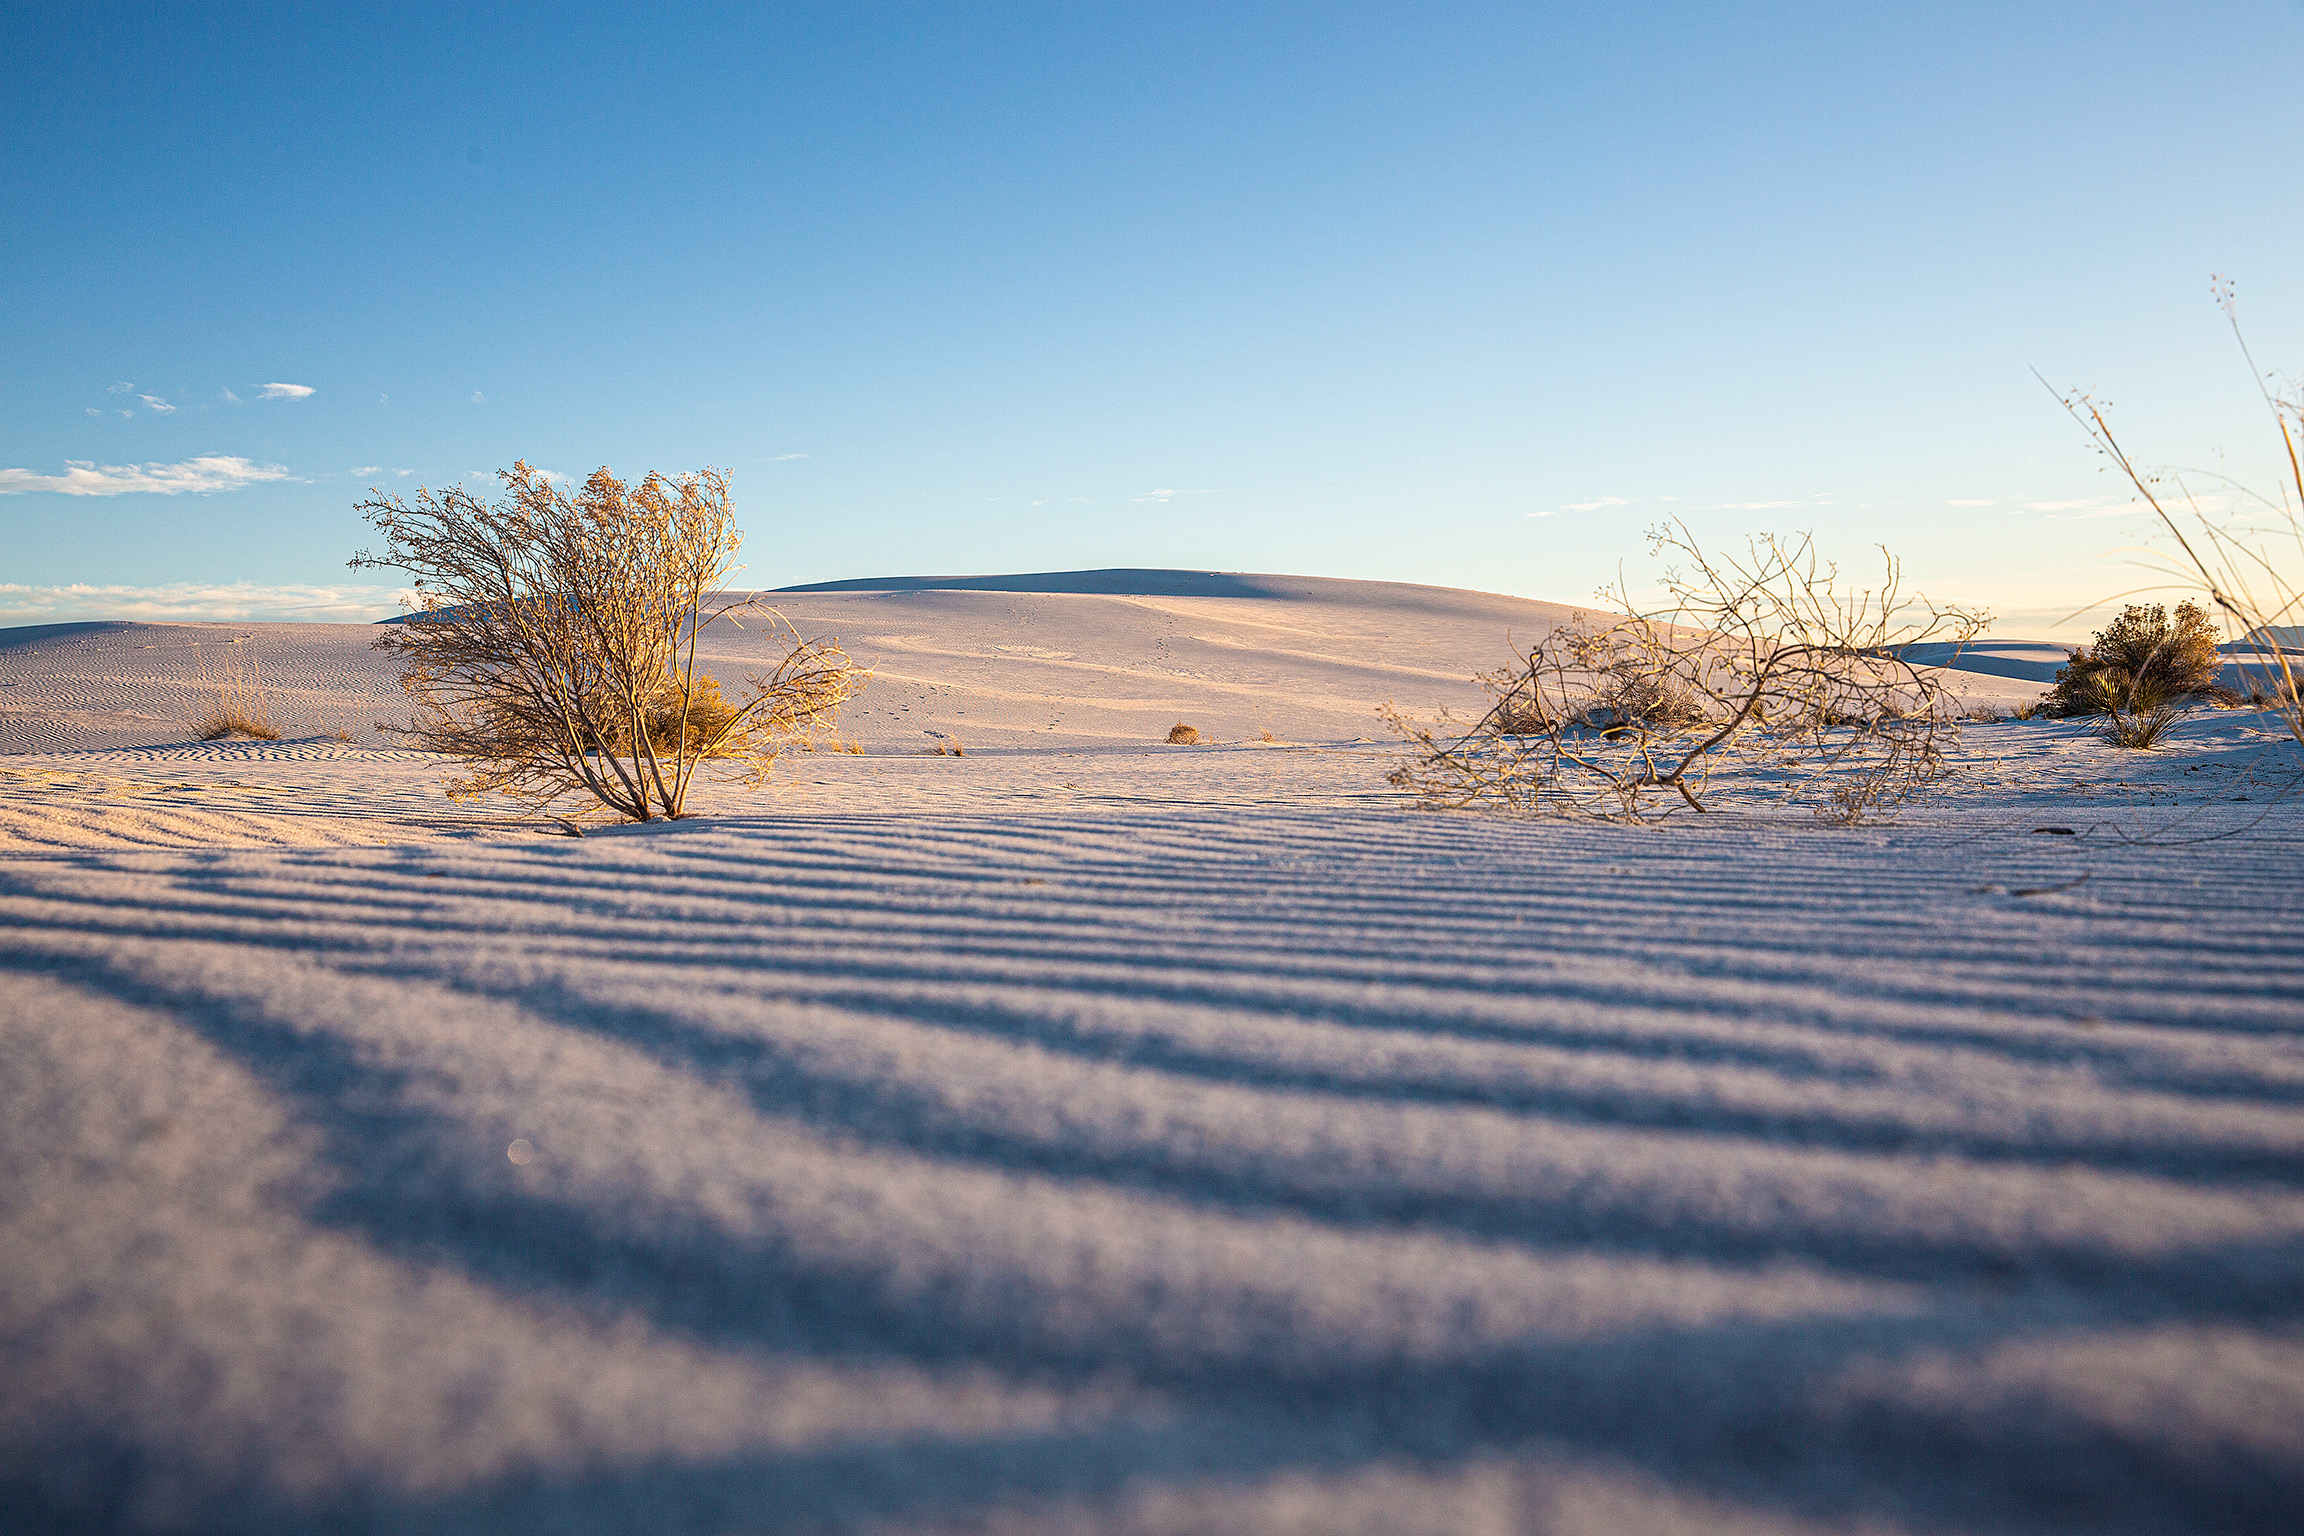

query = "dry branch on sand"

[2046,282,2304,752]
[351,462,865,824]
[1381,522,1985,824]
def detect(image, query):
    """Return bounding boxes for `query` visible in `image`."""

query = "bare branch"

[1383,522,1986,824]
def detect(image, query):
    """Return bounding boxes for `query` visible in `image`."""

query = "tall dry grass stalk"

[351,462,865,823]
[2046,280,2304,750]
[191,644,282,741]
[1382,522,1984,823]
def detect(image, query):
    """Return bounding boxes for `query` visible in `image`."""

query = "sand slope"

[1,573,1593,755]
[2,570,2071,757]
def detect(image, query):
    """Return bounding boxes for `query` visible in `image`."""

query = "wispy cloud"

[2018,498,2160,519]
[0,456,294,496]
[84,407,100,416]
[768,452,808,462]
[139,393,176,414]
[350,466,383,477]
[469,390,488,405]
[1530,494,1633,518]
[106,382,133,394]
[1946,498,1994,507]
[222,387,242,404]
[0,581,405,625]
[258,382,315,400]
[1131,488,1214,503]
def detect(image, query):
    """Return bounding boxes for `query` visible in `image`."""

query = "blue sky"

[4,2,2300,631]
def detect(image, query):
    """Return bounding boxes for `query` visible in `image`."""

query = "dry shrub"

[2047,279,2304,750]
[351,462,866,823]
[1382,522,1984,823]
[2045,601,2229,717]
[191,647,282,741]
[1167,723,1201,744]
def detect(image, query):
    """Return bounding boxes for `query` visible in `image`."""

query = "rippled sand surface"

[3,578,2301,1533]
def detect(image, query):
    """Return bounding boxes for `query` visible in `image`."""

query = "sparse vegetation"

[350,461,865,823]
[1167,723,1201,744]
[191,648,282,741]
[1381,522,1985,823]
[2047,279,2304,749]
[2102,702,2181,749]
[2044,601,2229,716]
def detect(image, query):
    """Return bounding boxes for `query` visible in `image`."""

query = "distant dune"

[2,570,2056,755]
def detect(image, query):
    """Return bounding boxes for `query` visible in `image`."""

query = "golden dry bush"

[350,462,865,824]
[1167,723,1200,744]
[1381,522,1985,823]
[2045,601,2230,717]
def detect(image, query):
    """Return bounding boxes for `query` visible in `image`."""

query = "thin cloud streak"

[1530,494,1631,518]
[258,382,315,400]
[0,456,294,496]
[0,580,406,625]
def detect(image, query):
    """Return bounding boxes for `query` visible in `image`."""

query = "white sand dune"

[2,570,2065,759]
[2,571,2301,1533]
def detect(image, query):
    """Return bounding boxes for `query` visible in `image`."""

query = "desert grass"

[190,647,282,742]
[1382,522,1984,822]
[352,462,866,822]
[1167,723,1201,745]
